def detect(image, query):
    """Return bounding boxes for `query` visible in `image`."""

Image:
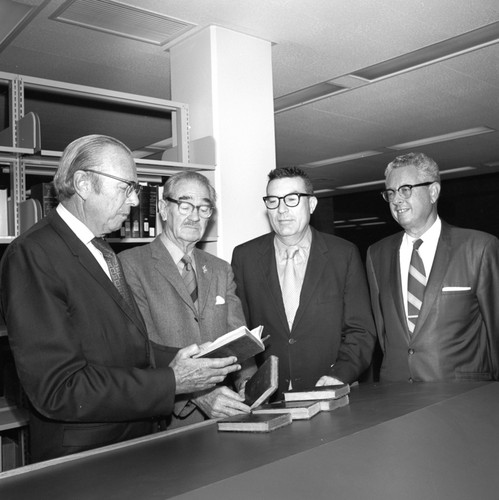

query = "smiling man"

[366,152,499,382]
[120,172,255,427]
[231,167,376,399]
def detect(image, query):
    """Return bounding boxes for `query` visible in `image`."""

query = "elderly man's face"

[84,145,139,237]
[161,180,212,252]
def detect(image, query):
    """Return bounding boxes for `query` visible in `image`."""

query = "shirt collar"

[403,216,442,248]
[56,203,96,245]
[160,232,193,265]
[274,226,312,259]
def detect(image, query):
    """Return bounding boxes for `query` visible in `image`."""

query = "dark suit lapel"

[258,234,290,334]
[49,211,147,332]
[390,234,410,340]
[193,248,212,315]
[151,237,197,315]
[292,229,326,332]
[414,224,451,335]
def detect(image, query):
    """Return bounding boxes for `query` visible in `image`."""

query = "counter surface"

[0,381,497,499]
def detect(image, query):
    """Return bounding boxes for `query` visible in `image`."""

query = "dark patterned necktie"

[181,254,198,308]
[407,239,426,334]
[91,237,135,310]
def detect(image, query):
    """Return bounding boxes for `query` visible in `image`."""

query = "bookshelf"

[0,71,215,243]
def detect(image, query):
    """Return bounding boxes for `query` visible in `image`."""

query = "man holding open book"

[120,172,256,427]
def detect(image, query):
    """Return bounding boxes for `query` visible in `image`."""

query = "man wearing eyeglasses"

[231,167,376,399]
[366,152,499,382]
[120,171,255,427]
[0,135,241,461]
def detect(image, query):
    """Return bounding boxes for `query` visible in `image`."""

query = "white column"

[169,26,274,260]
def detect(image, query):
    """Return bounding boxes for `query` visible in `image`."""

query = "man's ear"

[73,170,92,200]
[430,182,441,204]
[158,198,168,221]
[309,196,318,214]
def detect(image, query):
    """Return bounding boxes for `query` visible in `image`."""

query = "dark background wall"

[311,171,499,260]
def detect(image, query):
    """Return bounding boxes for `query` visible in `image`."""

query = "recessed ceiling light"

[351,21,499,81]
[387,127,495,150]
[301,150,383,168]
[439,167,475,175]
[274,81,346,114]
[336,179,386,190]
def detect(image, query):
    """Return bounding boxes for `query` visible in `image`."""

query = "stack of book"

[283,384,350,412]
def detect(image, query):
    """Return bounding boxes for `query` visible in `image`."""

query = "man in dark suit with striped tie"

[366,152,499,383]
[120,172,255,427]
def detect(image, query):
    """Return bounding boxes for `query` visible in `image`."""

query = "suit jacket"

[119,236,248,425]
[0,211,176,462]
[366,221,499,382]
[231,227,376,398]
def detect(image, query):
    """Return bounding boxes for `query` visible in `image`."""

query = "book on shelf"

[148,185,158,237]
[193,325,266,363]
[318,394,349,412]
[30,182,58,217]
[283,384,350,402]
[253,400,322,420]
[244,355,278,409]
[217,412,292,433]
[0,188,8,236]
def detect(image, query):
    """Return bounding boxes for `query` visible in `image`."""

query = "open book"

[193,325,266,362]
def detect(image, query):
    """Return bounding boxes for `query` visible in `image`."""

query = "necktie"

[407,239,426,334]
[282,246,300,328]
[181,254,198,308]
[91,237,135,310]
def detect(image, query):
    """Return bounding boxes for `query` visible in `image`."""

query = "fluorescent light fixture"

[336,179,386,190]
[335,224,356,229]
[274,81,346,113]
[314,189,335,194]
[350,217,379,222]
[387,126,495,150]
[439,166,475,175]
[352,21,499,81]
[0,0,49,53]
[360,221,387,227]
[302,150,383,168]
[484,160,499,167]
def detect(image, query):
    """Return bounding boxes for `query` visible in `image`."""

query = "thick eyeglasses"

[263,192,311,209]
[166,197,213,219]
[84,169,142,197]
[381,182,434,202]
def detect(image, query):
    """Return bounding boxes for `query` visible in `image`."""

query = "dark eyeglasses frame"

[263,192,312,209]
[165,197,214,219]
[84,169,142,197]
[381,182,434,202]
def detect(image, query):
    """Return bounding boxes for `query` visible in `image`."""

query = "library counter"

[1,381,498,499]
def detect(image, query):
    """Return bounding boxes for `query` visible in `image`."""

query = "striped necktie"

[181,254,198,308]
[407,239,426,334]
[91,237,135,311]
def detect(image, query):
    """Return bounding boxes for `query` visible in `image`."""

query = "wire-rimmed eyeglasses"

[381,182,434,202]
[263,192,311,209]
[84,169,142,197]
[166,197,214,219]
